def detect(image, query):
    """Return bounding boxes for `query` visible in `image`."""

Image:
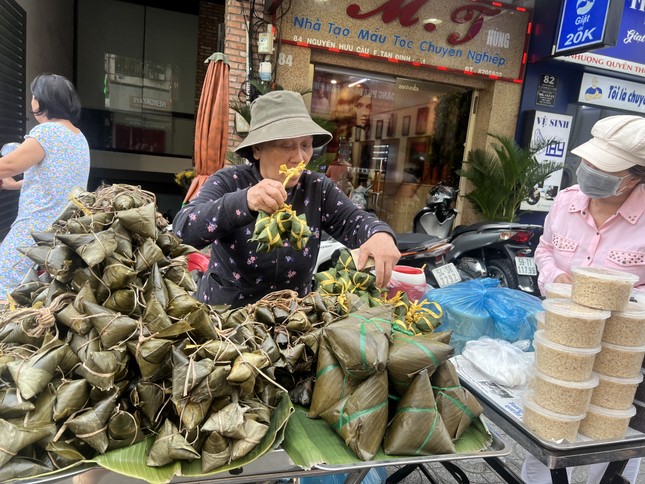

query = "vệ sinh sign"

[279,0,532,82]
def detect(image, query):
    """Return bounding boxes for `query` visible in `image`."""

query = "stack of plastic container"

[523,267,644,443]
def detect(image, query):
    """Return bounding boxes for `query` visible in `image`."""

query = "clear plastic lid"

[535,311,545,323]
[613,300,645,319]
[542,298,611,320]
[523,392,586,420]
[533,330,602,355]
[545,282,573,297]
[600,340,645,353]
[586,403,636,418]
[596,371,644,385]
[571,266,639,284]
[534,369,599,389]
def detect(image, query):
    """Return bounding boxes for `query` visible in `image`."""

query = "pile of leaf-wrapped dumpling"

[0,184,304,480]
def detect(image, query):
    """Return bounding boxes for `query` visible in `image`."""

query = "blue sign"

[592,0,644,65]
[554,0,613,54]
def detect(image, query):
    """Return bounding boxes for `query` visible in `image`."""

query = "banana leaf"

[284,405,492,470]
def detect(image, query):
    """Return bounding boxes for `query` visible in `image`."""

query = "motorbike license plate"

[515,257,537,276]
[432,263,461,287]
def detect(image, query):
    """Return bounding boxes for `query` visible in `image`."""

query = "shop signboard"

[279,0,531,82]
[520,111,573,212]
[553,0,620,55]
[577,72,645,114]
[560,0,645,78]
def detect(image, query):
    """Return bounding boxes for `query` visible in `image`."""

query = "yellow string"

[279,160,306,187]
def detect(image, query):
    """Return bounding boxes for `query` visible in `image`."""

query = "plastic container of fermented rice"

[522,393,584,443]
[579,403,636,440]
[591,372,643,411]
[542,298,610,349]
[544,282,572,299]
[593,341,645,379]
[602,301,645,347]
[534,330,601,382]
[535,311,545,331]
[532,370,598,416]
[571,267,638,311]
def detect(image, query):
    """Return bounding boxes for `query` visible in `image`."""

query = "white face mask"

[576,162,630,199]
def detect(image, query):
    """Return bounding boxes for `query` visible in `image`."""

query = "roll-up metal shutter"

[0,0,26,242]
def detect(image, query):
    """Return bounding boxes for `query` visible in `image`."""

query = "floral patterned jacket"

[173,163,395,307]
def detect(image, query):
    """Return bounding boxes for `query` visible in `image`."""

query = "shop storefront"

[516,0,645,217]
[227,0,534,229]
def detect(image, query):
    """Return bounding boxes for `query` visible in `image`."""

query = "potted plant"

[458,133,561,222]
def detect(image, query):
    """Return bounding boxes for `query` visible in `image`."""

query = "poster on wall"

[520,111,573,212]
[577,73,645,114]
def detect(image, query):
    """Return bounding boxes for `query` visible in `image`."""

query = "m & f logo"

[576,0,595,15]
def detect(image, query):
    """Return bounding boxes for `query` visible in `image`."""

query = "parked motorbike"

[315,231,459,289]
[413,183,542,295]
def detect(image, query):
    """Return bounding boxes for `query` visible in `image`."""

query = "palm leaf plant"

[458,133,562,222]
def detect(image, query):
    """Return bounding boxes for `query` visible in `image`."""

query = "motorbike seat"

[396,232,444,251]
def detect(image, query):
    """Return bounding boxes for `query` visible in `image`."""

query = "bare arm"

[0,138,46,178]
[0,178,23,190]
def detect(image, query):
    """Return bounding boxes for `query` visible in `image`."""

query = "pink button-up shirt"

[535,184,645,295]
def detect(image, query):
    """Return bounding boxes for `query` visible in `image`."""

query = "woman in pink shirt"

[536,115,645,295]
[526,114,645,484]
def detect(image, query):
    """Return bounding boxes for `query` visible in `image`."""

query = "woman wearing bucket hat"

[524,115,645,483]
[173,90,399,308]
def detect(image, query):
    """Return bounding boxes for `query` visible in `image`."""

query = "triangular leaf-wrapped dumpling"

[18,244,82,283]
[107,409,145,450]
[157,231,181,255]
[65,211,114,234]
[185,305,219,341]
[431,361,483,441]
[0,389,35,419]
[321,371,389,461]
[384,370,455,455]
[322,306,392,382]
[387,331,454,396]
[130,381,166,424]
[116,203,158,239]
[229,418,269,461]
[142,295,172,333]
[134,237,165,273]
[190,365,232,402]
[146,419,200,467]
[104,287,140,317]
[171,347,214,403]
[197,340,247,362]
[53,379,90,421]
[127,338,173,382]
[163,257,196,292]
[56,301,92,335]
[144,264,168,309]
[165,279,200,319]
[7,342,68,400]
[66,393,117,453]
[75,350,118,391]
[102,253,137,290]
[309,344,360,418]
[45,441,86,469]
[174,397,212,431]
[201,402,246,438]
[84,301,138,348]
[111,219,133,258]
[201,431,231,473]
[0,456,54,481]
[0,419,57,467]
[57,230,118,267]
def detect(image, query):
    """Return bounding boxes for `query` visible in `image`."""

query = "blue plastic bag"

[423,278,542,353]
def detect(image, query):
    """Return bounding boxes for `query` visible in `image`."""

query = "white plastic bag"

[462,336,533,388]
